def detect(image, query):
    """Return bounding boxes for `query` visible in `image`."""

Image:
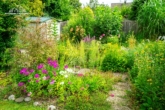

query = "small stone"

[15,97,24,103]
[33,101,40,106]
[8,95,15,101]
[48,105,56,110]
[24,97,31,102]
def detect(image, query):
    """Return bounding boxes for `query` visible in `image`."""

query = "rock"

[24,97,31,102]
[33,101,41,106]
[15,97,24,103]
[8,94,15,101]
[48,105,56,110]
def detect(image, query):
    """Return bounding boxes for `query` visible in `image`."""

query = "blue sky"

[80,0,133,6]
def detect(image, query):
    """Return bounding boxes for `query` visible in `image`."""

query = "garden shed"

[26,17,61,40]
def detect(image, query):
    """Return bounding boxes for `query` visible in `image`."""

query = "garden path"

[107,73,132,110]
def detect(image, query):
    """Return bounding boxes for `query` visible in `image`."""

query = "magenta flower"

[37,64,44,70]
[110,94,114,97]
[46,76,50,80]
[50,80,55,85]
[77,73,84,77]
[23,89,27,93]
[42,69,48,74]
[23,71,30,76]
[36,80,39,83]
[64,65,68,70]
[48,60,58,68]
[20,68,27,74]
[18,82,24,87]
[29,69,34,73]
[34,74,39,78]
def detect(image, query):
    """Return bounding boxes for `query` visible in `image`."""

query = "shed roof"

[26,17,52,23]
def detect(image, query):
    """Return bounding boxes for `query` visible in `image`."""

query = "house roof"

[26,17,52,23]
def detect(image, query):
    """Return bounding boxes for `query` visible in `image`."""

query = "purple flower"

[42,69,48,74]
[50,80,55,85]
[77,73,84,77]
[20,68,27,74]
[29,69,34,73]
[46,76,50,80]
[36,80,39,83]
[18,82,24,87]
[37,64,44,70]
[34,74,39,78]
[23,71,30,76]
[48,60,59,68]
[64,65,68,70]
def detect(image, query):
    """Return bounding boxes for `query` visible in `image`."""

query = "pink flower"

[34,74,39,78]
[48,60,58,68]
[18,82,24,87]
[64,65,68,70]
[36,80,39,83]
[37,64,44,69]
[42,69,48,74]
[53,71,57,76]
[46,76,50,80]
[50,80,55,85]
[29,69,34,73]
[20,68,27,74]
[102,34,105,36]
[68,81,72,85]
[110,94,114,97]
[27,92,32,96]
[77,73,84,77]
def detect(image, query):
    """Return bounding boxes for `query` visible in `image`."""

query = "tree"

[28,0,44,16]
[44,0,71,20]
[88,0,98,11]
[70,0,82,13]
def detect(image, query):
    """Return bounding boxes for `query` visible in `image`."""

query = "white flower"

[59,71,67,75]
[8,94,15,101]
[42,76,47,80]
[64,74,68,78]
[66,68,74,73]
[60,82,64,85]
[48,105,56,110]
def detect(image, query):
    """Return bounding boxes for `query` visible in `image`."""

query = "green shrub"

[63,7,94,42]
[101,43,128,72]
[130,41,165,109]
[94,5,123,39]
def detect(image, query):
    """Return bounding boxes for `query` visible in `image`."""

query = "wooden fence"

[122,19,138,34]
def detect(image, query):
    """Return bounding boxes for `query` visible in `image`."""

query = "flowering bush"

[14,58,112,103]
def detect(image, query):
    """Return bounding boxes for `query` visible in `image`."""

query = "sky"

[80,0,133,6]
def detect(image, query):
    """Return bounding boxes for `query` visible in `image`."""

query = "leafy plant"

[101,43,128,72]
[94,5,123,39]
[129,41,165,109]
[137,0,165,39]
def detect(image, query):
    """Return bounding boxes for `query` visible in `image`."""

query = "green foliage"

[137,0,165,39]
[129,41,165,109]
[129,0,148,20]
[44,0,71,20]
[63,7,95,42]
[28,0,44,16]
[10,22,58,71]
[70,0,82,13]
[94,5,123,39]
[101,43,128,72]
[120,5,131,19]
[0,0,26,70]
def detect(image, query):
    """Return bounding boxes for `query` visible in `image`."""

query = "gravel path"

[106,73,132,110]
